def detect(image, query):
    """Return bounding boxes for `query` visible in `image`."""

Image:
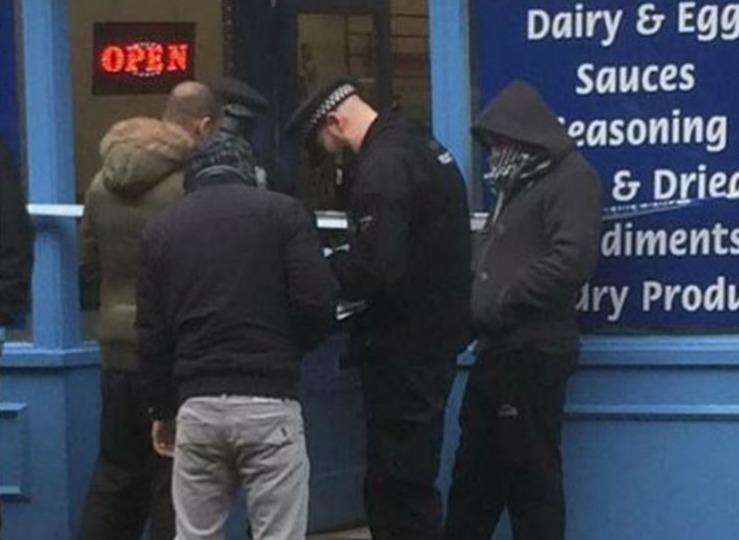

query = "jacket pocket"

[471,272,511,335]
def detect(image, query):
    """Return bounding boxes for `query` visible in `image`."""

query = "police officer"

[286,79,472,540]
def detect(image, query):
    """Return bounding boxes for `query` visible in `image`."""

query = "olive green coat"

[81,117,194,371]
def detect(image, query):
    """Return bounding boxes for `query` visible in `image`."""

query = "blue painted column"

[0,2,101,539]
[429,0,473,186]
[22,0,80,349]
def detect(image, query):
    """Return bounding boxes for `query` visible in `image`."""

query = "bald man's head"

[163,81,221,140]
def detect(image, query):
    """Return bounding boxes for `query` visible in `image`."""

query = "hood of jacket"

[472,80,574,162]
[99,117,194,198]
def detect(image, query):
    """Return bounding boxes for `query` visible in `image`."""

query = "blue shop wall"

[563,344,739,539]
[10,335,739,539]
[1,347,101,539]
[440,338,739,540]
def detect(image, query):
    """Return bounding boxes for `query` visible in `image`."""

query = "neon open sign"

[99,42,190,77]
[93,23,195,95]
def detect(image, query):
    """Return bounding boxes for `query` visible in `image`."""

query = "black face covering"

[484,139,552,196]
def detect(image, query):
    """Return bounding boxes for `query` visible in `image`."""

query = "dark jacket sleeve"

[0,142,34,325]
[330,151,412,301]
[135,226,176,419]
[499,164,602,320]
[283,200,339,351]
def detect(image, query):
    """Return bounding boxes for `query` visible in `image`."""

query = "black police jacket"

[330,112,472,362]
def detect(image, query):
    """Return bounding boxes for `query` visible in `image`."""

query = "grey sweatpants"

[173,396,309,540]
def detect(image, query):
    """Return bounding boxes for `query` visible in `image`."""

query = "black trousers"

[445,348,577,540]
[79,370,174,540]
[361,356,455,540]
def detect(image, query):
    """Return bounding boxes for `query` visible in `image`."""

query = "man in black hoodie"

[445,81,602,540]
[0,138,33,533]
[137,132,337,539]
[286,80,471,540]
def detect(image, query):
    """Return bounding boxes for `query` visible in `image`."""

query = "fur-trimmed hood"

[99,117,194,197]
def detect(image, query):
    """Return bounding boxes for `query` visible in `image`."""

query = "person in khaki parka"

[79,82,220,540]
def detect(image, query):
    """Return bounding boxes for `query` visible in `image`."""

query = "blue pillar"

[0,2,100,539]
[22,0,80,349]
[429,0,473,187]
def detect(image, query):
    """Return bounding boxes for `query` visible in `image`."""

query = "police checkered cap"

[284,78,359,143]
[305,83,357,137]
